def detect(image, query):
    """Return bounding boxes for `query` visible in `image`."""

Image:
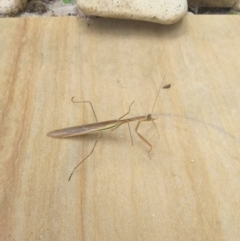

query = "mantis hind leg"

[68,132,101,181]
[135,120,152,154]
[71,98,98,122]
[69,98,100,181]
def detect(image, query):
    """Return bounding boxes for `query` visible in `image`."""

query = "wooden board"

[0,16,240,241]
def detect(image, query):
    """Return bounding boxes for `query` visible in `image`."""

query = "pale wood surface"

[0,16,240,241]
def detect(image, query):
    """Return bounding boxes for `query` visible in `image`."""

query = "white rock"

[0,0,27,14]
[77,0,188,25]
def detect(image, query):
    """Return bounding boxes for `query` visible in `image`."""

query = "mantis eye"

[147,114,151,121]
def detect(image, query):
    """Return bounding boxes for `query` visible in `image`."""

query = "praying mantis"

[47,72,170,181]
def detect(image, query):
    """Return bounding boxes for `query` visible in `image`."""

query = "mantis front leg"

[135,120,153,153]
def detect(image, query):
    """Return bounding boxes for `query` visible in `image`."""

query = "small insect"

[47,71,170,181]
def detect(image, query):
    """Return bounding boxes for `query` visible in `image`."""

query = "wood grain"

[0,16,240,241]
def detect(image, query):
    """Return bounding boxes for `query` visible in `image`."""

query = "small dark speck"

[163,84,171,89]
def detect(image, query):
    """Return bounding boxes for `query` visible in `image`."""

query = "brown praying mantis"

[47,72,170,181]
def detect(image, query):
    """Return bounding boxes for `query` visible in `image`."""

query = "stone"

[77,0,188,25]
[0,0,27,15]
